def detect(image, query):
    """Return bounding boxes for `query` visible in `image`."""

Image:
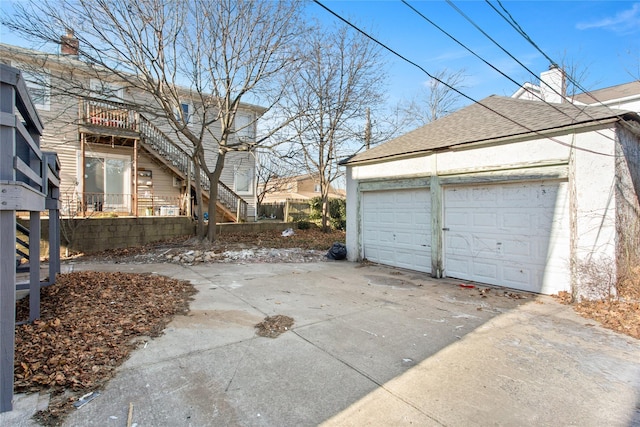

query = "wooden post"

[0,75,16,413]
[284,199,290,223]
[430,157,443,278]
[133,139,138,216]
[186,162,191,218]
[0,211,15,412]
[80,133,86,216]
[49,207,60,283]
[29,211,41,321]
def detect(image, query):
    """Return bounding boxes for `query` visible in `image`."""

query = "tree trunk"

[193,160,205,239]
[321,190,330,233]
[206,151,227,242]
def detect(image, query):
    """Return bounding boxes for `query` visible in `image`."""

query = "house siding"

[1,43,259,221]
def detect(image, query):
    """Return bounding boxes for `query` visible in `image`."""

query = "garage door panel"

[502,238,533,257]
[503,212,532,230]
[473,212,498,227]
[503,264,532,287]
[445,210,469,227]
[472,261,498,281]
[444,181,570,294]
[362,189,431,273]
[442,255,470,277]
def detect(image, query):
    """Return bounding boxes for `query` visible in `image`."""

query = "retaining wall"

[19,218,295,255]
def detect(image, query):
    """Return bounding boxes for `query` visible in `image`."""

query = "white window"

[12,63,50,111]
[174,102,192,125]
[90,79,123,102]
[234,167,253,194]
[235,113,255,139]
[314,184,321,192]
[78,152,131,212]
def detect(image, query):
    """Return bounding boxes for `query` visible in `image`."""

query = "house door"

[361,189,431,273]
[84,154,131,212]
[443,181,570,294]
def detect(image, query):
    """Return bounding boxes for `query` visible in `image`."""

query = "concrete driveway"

[6,261,640,426]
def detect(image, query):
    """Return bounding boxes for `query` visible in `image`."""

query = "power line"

[311,0,618,157]
[401,0,605,140]
[488,0,609,107]
[444,0,589,113]
[441,0,620,144]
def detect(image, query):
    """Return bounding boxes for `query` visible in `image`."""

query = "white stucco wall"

[346,125,626,296]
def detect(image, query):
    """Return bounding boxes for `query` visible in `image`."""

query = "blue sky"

[307,1,640,107]
[2,1,639,110]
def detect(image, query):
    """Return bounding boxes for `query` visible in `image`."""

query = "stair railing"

[137,115,247,221]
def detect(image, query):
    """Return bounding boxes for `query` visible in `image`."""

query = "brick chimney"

[540,64,566,103]
[60,29,79,56]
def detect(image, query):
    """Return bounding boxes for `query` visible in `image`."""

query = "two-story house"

[0,38,263,222]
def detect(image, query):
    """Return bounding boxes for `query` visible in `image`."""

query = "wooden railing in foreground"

[0,64,61,413]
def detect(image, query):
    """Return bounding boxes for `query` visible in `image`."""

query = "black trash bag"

[326,242,347,260]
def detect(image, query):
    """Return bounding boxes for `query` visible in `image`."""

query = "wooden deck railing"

[83,98,138,131]
[0,64,61,413]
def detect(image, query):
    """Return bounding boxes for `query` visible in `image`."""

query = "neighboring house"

[0,38,263,222]
[260,173,346,204]
[513,64,640,113]
[571,80,640,112]
[341,95,640,298]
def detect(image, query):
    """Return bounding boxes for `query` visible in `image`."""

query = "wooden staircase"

[83,100,247,222]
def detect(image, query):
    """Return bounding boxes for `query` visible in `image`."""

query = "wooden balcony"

[80,99,139,139]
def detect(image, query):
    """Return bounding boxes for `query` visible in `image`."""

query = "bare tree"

[282,23,386,231]
[400,68,466,127]
[555,52,598,98]
[623,46,640,81]
[4,0,304,241]
[254,149,300,213]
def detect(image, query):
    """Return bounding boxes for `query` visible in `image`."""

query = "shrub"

[296,220,312,230]
[308,196,346,231]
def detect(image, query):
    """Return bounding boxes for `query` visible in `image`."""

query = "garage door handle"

[442,228,450,231]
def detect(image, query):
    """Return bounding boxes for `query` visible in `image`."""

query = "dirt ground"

[13,228,639,425]
[72,228,346,264]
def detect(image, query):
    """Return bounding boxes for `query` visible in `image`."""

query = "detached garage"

[343,96,640,297]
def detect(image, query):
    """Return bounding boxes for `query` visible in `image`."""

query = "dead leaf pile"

[553,269,640,341]
[14,271,196,424]
[255,315,295,338]
[573,300,640,340]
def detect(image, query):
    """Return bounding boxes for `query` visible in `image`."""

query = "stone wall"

[216,221,294,235]
[19,218,295,255]
[19,217,196,255]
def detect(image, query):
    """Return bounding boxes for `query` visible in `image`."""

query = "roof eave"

[343,116,627,167]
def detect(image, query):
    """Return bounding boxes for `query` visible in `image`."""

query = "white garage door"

[362,189,431,273]
[444,181,570,294]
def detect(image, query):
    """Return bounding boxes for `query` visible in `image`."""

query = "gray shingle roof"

[342,95,638,165]
[572,81,640,104]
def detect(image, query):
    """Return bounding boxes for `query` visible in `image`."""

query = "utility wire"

[442,0,621,144]
[401,0,600,136]
[489,0,611,107]
[312,0,618,157]
[445,0,596,114]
